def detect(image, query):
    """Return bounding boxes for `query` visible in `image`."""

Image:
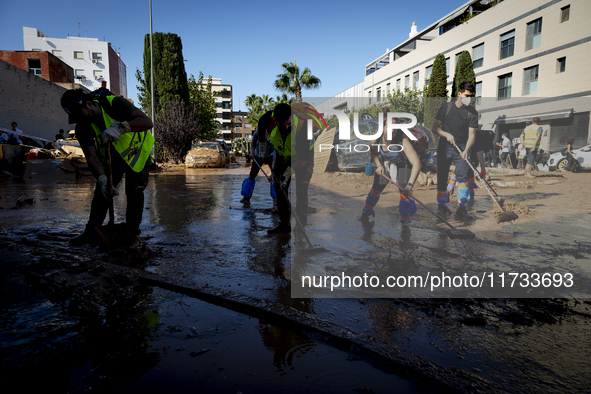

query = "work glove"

[97,175,118,199]
[479,170,486,178]
[101,121,131,144]
[402,184,413,197]
[280,166,295,188]
[283,166,295,179]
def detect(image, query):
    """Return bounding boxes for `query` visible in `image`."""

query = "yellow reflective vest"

[522,124,542,149]
[90,96,155,172]
[269,103,325,159]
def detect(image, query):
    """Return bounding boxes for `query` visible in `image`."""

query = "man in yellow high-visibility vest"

[520,116,543,177]
[61,89,154,245]
[259,103,326,233]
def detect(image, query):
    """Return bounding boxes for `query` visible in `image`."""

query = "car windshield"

[200,143,219,150]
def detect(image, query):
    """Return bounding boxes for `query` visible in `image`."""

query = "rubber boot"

[524,164,535,178]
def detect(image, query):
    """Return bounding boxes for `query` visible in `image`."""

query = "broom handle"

[378,173,457,231]
[105,142,115,226]
[453,144,505,212]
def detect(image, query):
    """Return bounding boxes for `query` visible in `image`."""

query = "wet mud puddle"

[0,274,442,393]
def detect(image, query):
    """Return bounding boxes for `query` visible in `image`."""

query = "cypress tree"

[137,32,189,115]
[424,53,448,146]
[451,50,476,98]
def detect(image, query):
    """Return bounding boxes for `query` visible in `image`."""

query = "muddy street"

[1,163,590,393]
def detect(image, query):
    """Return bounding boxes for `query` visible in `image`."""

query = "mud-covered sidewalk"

[1,163,590,393]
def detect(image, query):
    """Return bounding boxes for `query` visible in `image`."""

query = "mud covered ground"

[1,161,590,393]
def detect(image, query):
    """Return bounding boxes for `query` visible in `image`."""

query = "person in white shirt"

[10,122,23,145]
[500,133,512,168]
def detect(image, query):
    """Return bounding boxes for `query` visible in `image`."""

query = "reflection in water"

[258,319,316,372]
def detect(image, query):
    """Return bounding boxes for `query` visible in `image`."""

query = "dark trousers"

[87,152,149,235]
[273,155,313,226]
[566,152,575,171]
[501,152,512,168]
[248,156,263,181]
[437,144,470,193]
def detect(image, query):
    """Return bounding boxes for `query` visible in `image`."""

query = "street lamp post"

[149,0,156,164]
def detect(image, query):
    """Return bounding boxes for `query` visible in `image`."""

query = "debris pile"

[490,198,534,223]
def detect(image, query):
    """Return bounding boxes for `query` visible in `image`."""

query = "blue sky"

[1,0,467,109]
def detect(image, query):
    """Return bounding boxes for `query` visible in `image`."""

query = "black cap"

[61,89,89,124]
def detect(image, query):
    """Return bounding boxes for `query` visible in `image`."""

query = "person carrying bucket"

[360,107,429,230]
[240,127,277,205]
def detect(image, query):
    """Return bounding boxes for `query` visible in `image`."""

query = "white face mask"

[461,97,472,106]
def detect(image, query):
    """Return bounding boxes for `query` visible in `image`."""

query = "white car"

[548,144,591,170]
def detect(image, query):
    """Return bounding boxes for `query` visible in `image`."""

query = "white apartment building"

[23,27,128,98]
[317,0,591,152]
[206,78,233,143]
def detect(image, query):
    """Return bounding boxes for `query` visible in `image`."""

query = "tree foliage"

[332,88,425,128]
[244,94,277,130]
[136,32,190,115]
[274,60,321,103]
[187,72,220,141]
[451,50,476,98]
[156,98,201,164]
[424,53,449,146]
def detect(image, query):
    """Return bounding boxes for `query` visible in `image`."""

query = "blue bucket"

[365,163,377,176]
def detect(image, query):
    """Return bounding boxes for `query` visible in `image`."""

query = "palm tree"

[261,94,275,111]
[275,93,295,104]
[244,94,262,109]
[273,60,321,103]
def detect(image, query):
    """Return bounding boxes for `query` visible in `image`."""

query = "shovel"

[454,145,518,223]
[252,159,328,254]
[95,142,131,249]
[378,172,476,240]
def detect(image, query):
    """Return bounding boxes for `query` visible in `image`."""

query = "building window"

[500,30,515,60]
[245,123,252,129]
[405,75,410,90]
[93,70,103,80]
[455,52,462,66]
[386,83,390,95]
[52,50,62,58]
[526,18,542,51]
[216,102,222,108]
[475,81,482,105]
[377,87,381,102]
[75,69,86,81]
[560,5,570,23]
[413,71,419,90]
[445,58,450,77]
[223,102,231,109]
[523,65,539,95]
[91,52,102,63]
[472,43,484,69]
[396,79,401,92]
[557,57,566,73]
[74,51,84,59]
[425,65,433,86]
[28,59,42,75]
[498,73,512,100]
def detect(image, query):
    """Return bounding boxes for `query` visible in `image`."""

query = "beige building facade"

[318,0,591,152]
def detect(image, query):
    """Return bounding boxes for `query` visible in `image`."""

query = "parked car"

[334,119,435,172]
[548,144,591,170]
[185,141,228,168]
